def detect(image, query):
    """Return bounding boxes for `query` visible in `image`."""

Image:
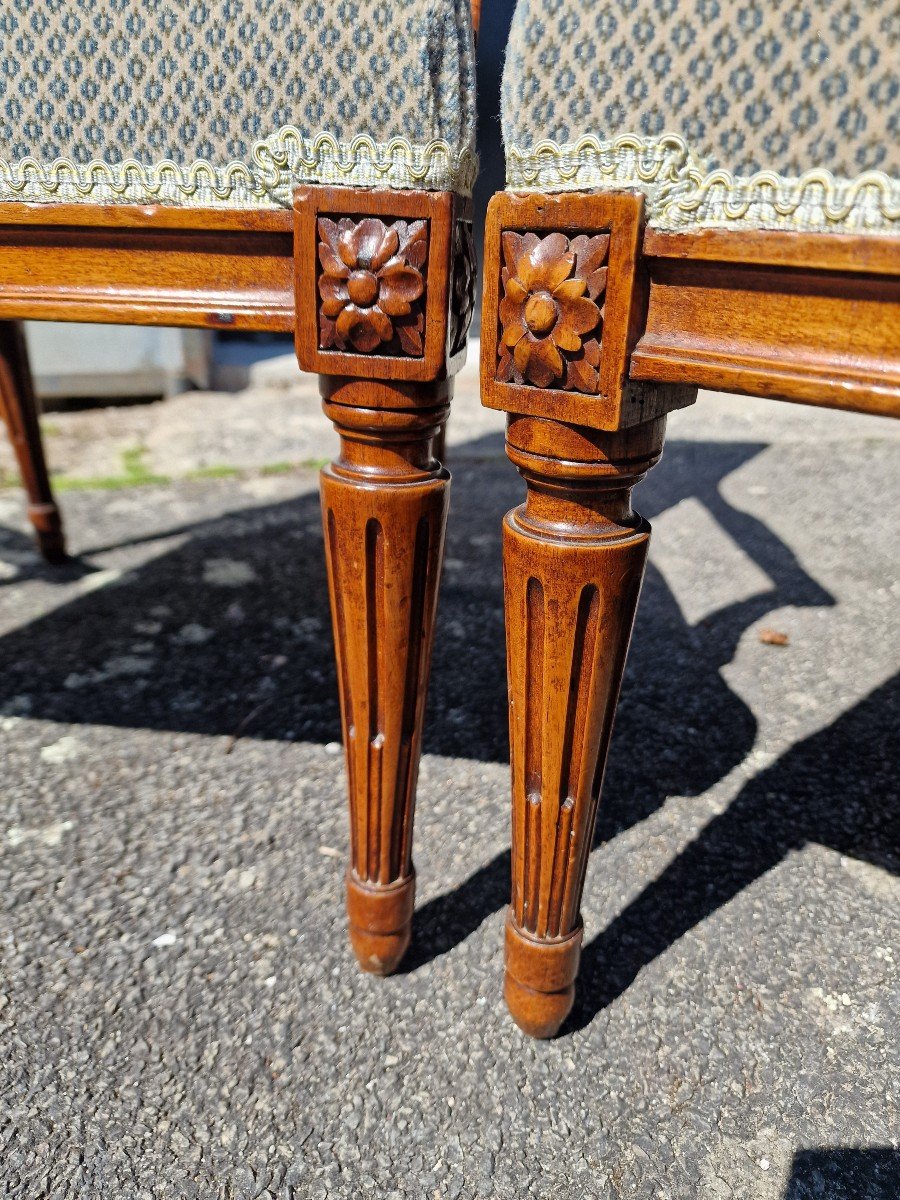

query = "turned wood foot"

[320,380,450,974]
[0,321,66,562]
[346,871,416,976]
[502,415,666,1036]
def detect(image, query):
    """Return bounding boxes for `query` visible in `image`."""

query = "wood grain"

[320,383,451,974]
[301,179,464,974]
[502,413,667,1037]
[0,221,294,331]
[295,186,458,382]
[481,190,695,431]
[0,179,470,982]
[480,186,898,1038]
[632,253,900,415]
[643,227,900,276]
[0,202,293,232]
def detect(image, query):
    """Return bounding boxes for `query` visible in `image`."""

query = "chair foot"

[504,913,581,1038]
[28,502,67,563]
[346,871,416,976]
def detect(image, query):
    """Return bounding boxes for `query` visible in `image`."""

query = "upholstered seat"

[0,0,477,207]
[502,0,899,232]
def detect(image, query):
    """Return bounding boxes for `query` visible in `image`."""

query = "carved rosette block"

[320,392,450,974]
[502,415,666,1036]
[481,190,696,432]
[317,216,428,357]
[295,186,458,383]
[497,230,608,393]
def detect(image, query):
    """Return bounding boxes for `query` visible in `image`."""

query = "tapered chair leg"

[502,415,666,1036]
[320,379,450,974]
[0,321,66,562]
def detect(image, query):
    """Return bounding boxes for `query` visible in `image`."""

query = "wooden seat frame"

[480,188,899,1037]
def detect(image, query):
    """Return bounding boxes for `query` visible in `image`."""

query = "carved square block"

[295,186,457,383]
[481,190,691,431]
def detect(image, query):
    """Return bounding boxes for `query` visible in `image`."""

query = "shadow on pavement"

[6,430,887,1026]
[783,1146,900,1199]
[567,670,899,1031]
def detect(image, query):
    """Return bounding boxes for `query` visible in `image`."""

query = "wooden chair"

[481,0,899,1036]
[0,0,479,975]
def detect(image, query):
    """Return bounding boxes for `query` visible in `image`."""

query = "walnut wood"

[643,227,900,275]
[0,186,469,564]
[632,250,900,417]
[0,200,893,419]
[0,320,65,561]
[502,413,666,1037]
[0,203,293,232]
[320,383,450,973]
[481,187,897,1038]
[478,188,692,1034]
[0,218,294,331]
[294,183,462,973]
[497,228,608,392]
[0,179,467,982]
[481,190,695,431]
[317,215,429,357]
[295,187,461,382]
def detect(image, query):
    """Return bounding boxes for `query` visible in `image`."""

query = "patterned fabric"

[502,0,899,232]
[0,0,477,207]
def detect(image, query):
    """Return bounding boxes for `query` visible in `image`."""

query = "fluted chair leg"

[502,415,666,1036]
[320,383,450,973]
[294,183,475,972]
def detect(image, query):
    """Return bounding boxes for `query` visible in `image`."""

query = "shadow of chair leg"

[565,672,899,1035]
[400,849,511,973]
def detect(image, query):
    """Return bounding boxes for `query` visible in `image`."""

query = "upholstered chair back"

[502,0,899,232]
[0,0,477,208]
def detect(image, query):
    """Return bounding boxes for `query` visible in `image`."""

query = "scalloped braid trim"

[505,134,900,234]
[0,129,479,208]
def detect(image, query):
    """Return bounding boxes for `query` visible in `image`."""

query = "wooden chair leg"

[320,378,450,974]
[0,320,66,562]
[431,421,447,467]
[502,414,666,1036]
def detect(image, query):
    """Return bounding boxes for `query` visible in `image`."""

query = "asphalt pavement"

[1,351,897,1198]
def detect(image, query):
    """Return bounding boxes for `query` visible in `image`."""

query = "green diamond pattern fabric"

[0,0,477,207]
[502,0,899,233]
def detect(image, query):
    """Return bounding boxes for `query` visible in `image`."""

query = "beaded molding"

[0,129,478,209]
[506,134,900,234]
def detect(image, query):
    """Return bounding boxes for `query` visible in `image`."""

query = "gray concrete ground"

[0,349,898,1199]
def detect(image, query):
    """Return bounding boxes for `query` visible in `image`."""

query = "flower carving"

[497,230,609,393]
[317,216,428,356]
